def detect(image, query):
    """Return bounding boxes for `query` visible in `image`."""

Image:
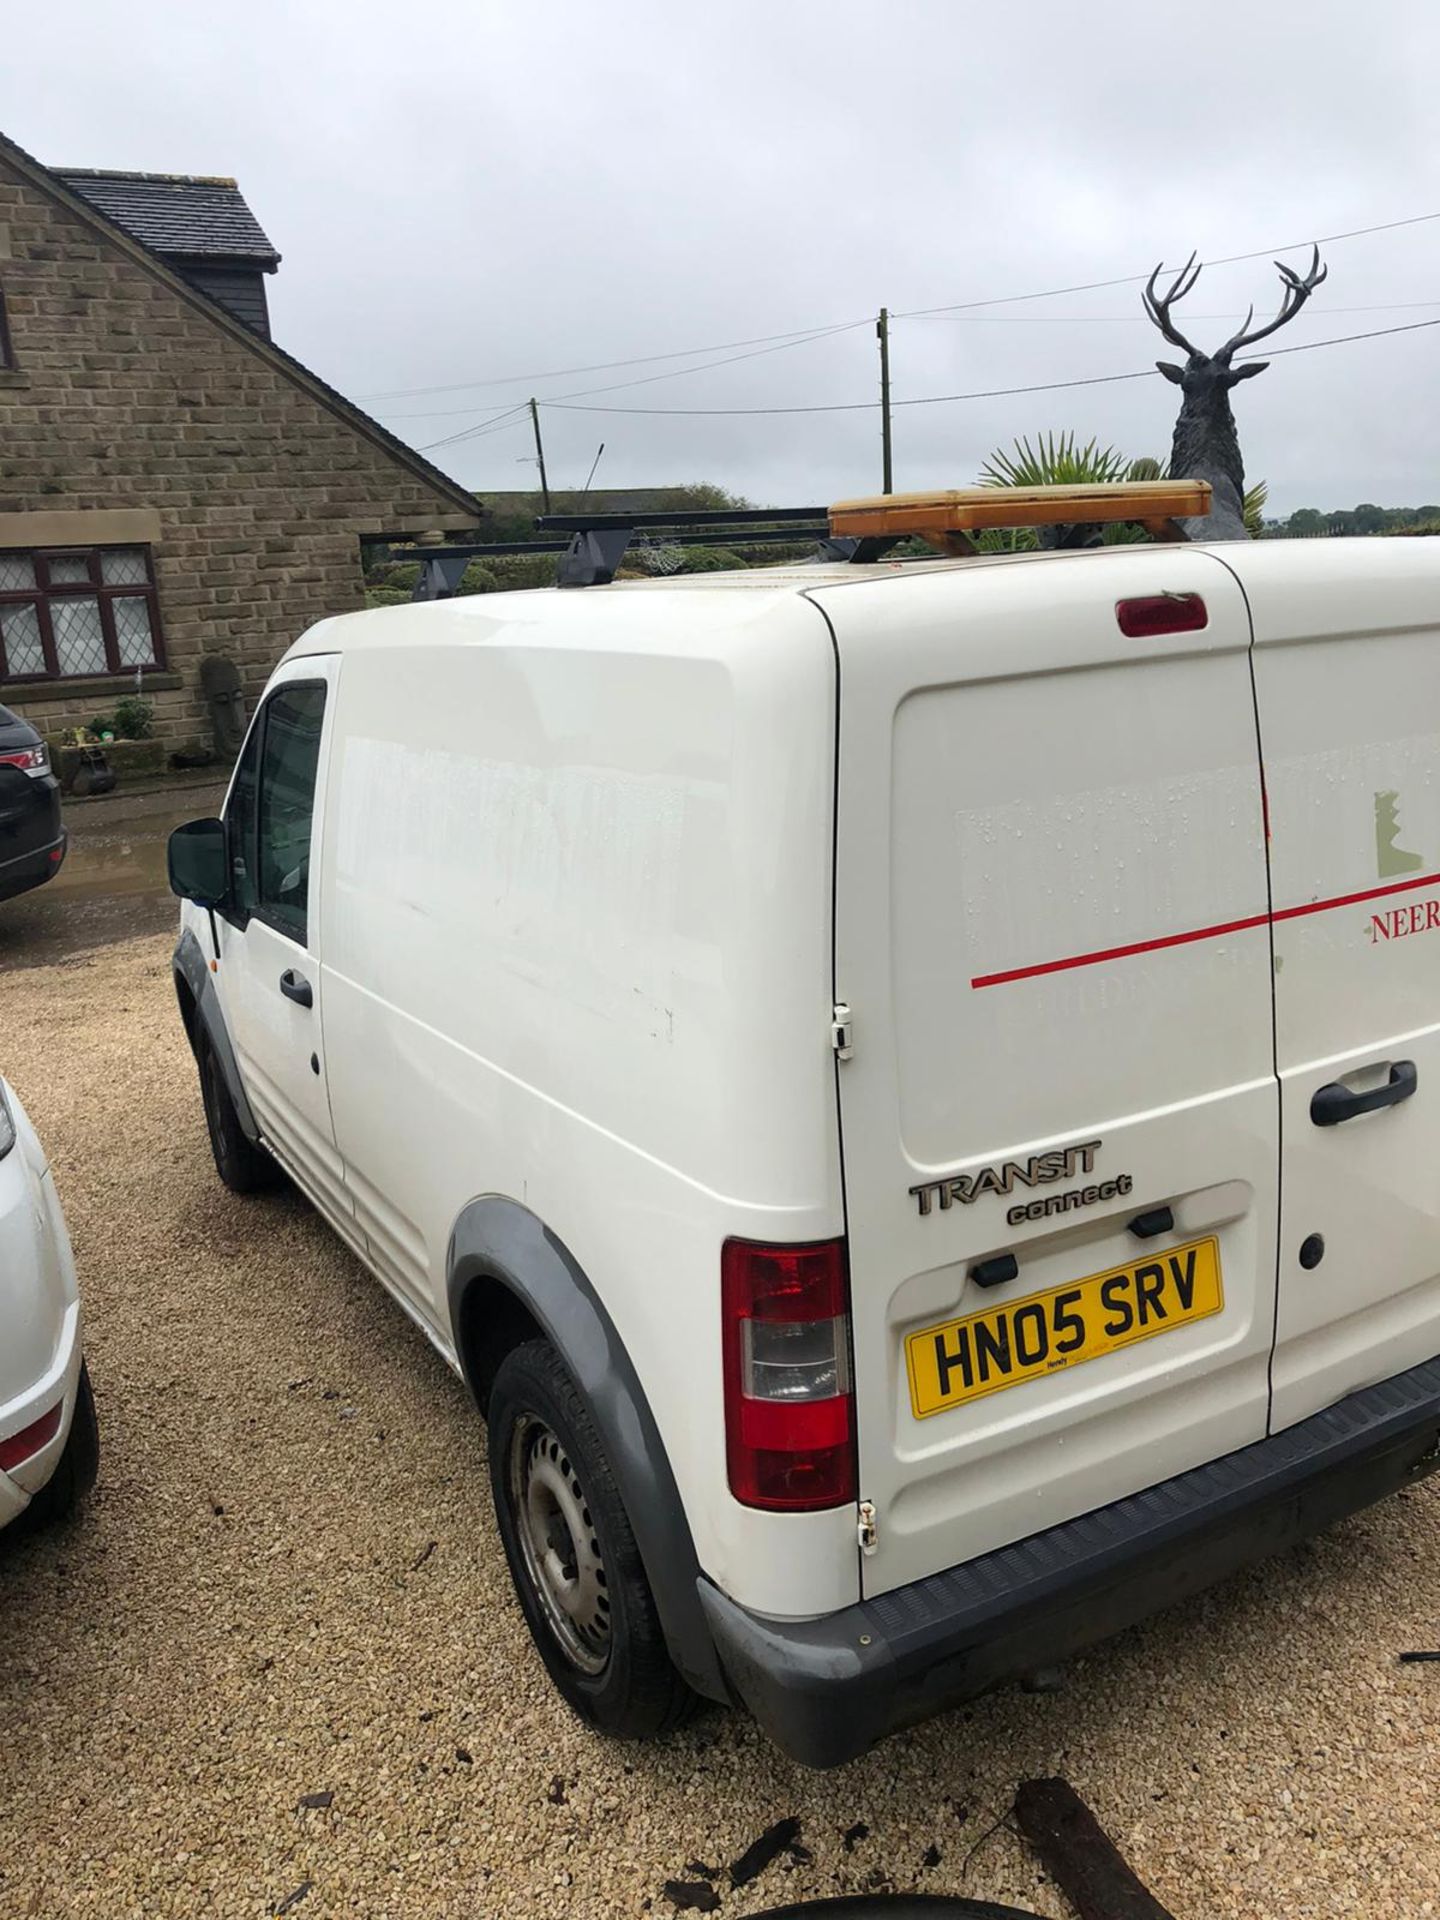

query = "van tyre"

[20,1360,99,1532]
[198,1033,279,1194]
[488,1339,696,1740]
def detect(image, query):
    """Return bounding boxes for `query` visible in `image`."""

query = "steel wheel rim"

[508,1414,610,1675]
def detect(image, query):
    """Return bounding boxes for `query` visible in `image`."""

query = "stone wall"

[0,151,474,752]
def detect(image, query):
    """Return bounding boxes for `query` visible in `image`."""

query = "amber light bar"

[829,479,1212,546]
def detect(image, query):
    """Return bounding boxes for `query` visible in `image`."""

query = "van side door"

[1242,544,1440,1429]
[214,656,350,1225]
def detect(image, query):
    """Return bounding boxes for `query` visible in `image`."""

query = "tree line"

[1265,502,1440,538]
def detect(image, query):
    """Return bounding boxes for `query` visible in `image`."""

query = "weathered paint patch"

[1375,788,1426,878]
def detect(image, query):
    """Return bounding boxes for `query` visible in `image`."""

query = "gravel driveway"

[2,920,1439,1918]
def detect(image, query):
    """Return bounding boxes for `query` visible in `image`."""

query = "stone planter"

[49,736,166,793]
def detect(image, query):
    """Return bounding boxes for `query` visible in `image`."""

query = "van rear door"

[813,548,1279,1599]
[1241,541,1440,1430]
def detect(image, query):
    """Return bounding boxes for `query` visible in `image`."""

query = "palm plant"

[976,434,1163,549]
[978,432,1151,490]
[1243,478,1268,538]
[976,433,1267,542]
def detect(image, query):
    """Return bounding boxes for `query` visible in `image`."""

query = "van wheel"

[198,1034,279,1194]
[20,1360,99,1532]
[488,1339,696,1740]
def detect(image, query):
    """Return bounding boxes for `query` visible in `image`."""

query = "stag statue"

[1143,245,1327,540]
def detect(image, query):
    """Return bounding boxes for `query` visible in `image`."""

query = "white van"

[168,493,1440,1767]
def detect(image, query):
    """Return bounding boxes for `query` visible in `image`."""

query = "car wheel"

[488,1338,696,1740]
[199,1033,279,1194]
[19,1359,99,1531]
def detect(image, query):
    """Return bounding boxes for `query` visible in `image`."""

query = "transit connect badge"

[909,1140,1134,1225]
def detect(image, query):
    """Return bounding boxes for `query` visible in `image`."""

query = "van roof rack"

[829,480,1212,554]
[381,481,1214,597]
[382,506,846,595]
[536,506,840,587]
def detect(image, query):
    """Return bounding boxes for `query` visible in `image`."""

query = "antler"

[1220,244,1327,358]
[1142,252,1204,357]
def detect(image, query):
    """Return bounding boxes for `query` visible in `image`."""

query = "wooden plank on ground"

[1013,1778,1177,1920]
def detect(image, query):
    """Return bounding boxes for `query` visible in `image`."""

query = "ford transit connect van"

[168,492,1440,1766]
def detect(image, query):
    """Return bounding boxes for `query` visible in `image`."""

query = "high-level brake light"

[1116,592,1209,637]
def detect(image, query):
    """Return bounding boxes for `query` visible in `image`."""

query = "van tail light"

[0,1401,62,1474]
[0,744,48,776]
[1115,593,1207,638]
[722,1237,856,1511]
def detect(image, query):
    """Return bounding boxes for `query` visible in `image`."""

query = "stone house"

[0,129,477,756]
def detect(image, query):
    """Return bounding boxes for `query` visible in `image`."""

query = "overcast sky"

[7,2,1439,515]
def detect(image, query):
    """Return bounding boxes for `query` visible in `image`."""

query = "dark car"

[0,705,65,902]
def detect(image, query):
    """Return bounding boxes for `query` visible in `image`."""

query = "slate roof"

[0,130,476,520]
[53,169,280,269]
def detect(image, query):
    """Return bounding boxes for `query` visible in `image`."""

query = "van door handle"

[279,968,313,1009]
[1310,1059,1417,1127]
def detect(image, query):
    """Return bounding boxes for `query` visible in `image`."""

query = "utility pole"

[529,397,551,512]
[877,307,893,494]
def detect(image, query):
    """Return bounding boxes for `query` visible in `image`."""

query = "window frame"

[220,707,264,931]
[0,287,13,370]
[0,544,167,683]
[222,678,328,947]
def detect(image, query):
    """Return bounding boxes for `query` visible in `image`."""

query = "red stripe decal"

[1271,870,1440,923]
[971,869,1440,990]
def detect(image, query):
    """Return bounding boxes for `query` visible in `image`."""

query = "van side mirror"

[168,817,228,907]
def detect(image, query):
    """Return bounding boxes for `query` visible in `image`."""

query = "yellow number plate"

[905,1235,1223,1419]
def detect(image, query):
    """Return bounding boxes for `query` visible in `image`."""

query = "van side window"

[224,720,262,918]
[254,682,326,945]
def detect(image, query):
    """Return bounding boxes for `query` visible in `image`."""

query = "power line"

[908,299,1440,326]
[538,313,1440,419]
[1244,313,1440,359]
[415,320,869,452]
[415,400,530,453]
[385,297,1440,421]
[367,208,1440,407]
[360,319,871,402]
[892,211,1440,319]
[544,369,1155,418]
[549,320,866,403]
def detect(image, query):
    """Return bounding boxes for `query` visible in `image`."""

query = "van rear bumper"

[699,1353,1440,1768]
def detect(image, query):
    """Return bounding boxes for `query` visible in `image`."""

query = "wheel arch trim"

[173,926,261,1143]
[446,1193,727,1702]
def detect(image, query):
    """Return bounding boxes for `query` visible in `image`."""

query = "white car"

[0,1076,98,1534]
[167,488,1440,1766]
